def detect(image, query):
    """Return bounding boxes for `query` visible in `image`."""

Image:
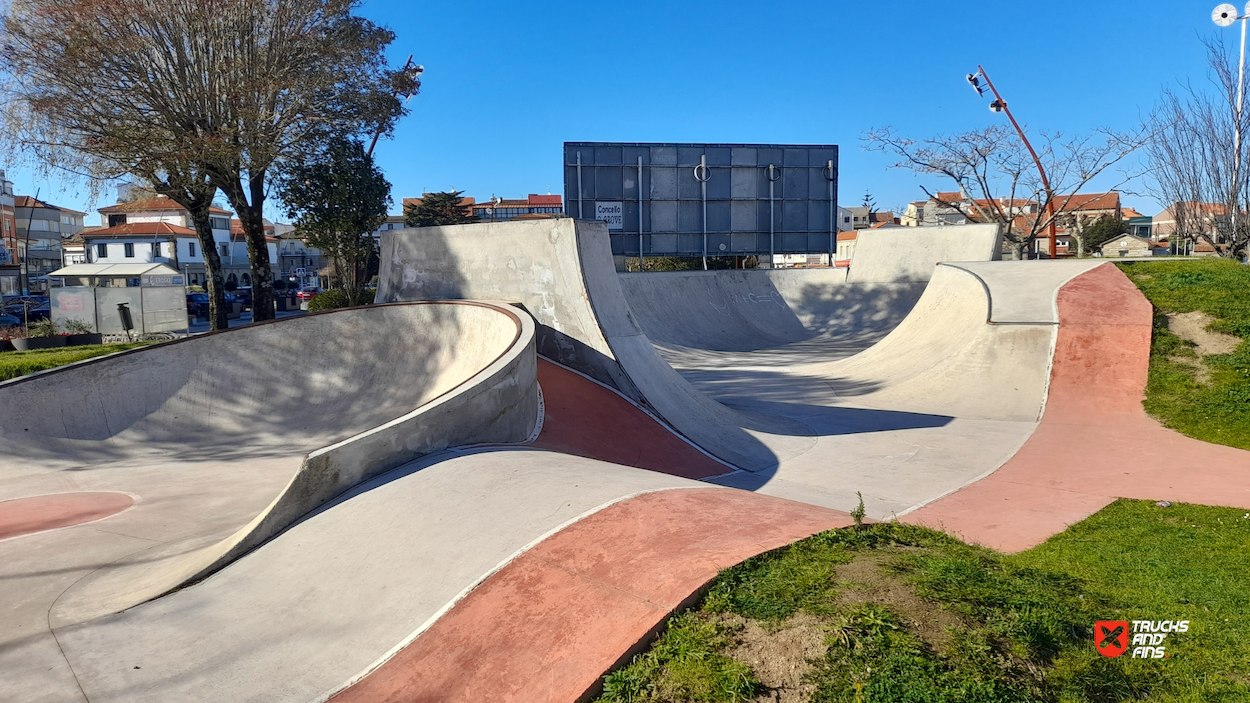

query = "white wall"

[89,239,177,264]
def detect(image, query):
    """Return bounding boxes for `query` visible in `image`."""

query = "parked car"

[186,293,210,319]
[233,287,253,308]
[295,286,321,301]
[0,312,21,328]
[3,299,50,322]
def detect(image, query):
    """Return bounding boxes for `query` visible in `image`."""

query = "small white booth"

[47,263,188,335]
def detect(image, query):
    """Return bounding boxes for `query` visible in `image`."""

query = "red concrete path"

[906,263,1250,552]
[331,488,852,703]
[0,492,134,540]
[532,358,730,479]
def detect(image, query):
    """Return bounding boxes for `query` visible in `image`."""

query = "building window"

[151,242,161,257]
[124,242,134,258]
[210,217,229,230]
[108,214,126,227]
[96,243,108,259]
[220,243,229,257]
[189,241,197,257]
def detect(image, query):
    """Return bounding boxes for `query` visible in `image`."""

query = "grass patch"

[596,501,1250,702]
[0,343,154,382]
[1116,259,1250,450]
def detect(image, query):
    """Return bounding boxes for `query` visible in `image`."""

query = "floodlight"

[1214,3,1239,27]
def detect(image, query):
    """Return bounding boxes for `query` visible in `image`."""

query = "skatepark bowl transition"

[2,218,1248,702]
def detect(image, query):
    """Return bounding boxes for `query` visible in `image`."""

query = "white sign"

[595,202,624,231]
[295,267,307,277]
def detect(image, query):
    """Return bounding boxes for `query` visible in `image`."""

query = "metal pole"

[20,188,38,299]
[978,65,1056,259]
[637,156,644,270]
[767,164,779,268]
[696,155,709,270]
[1235,18,1247,240]
[576,151,583,219]
[367,55,419,158]
[826,160,835,265]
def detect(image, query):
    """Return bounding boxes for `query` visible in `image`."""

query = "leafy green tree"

[403,190,476,227]
[276,137,390,302]
[1083,215,1129,249]
[1,0,418,321]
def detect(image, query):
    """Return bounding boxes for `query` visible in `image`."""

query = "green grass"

[596,501,1250,703]
[0,343,153,382]
[1116,259,1250,450]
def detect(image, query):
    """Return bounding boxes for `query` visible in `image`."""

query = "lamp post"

[966,67,1057,259]
[1213,4,1250,244]
[365,56,423,158]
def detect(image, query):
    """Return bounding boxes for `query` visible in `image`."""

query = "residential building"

[843,206,872,230]
[0,171,17,295]
[469,194,563,221]
[276,230,326,285]
[94,194,278,286]
[13,195,85,292]
[836,230,858,261]
[1150,201,1235,255]
[371,215,406,243]
[1100,234,1167,258]
[61,228,96,266]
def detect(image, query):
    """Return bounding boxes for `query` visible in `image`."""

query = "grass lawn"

[1116,259,1250,451]
[0,342,154,382]
[596,500,1250,703]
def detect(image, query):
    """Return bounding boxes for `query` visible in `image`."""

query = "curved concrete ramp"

[0,302,539,628]
[379,219,813,472]
[618,223,1002,361]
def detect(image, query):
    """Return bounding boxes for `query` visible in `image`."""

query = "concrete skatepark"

[2,218,1248,702]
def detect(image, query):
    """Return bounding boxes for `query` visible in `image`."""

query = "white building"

[91,195,276,286]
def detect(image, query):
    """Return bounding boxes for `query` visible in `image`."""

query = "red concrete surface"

[905,263,1250,552]
[0,492,134,540]
[532,358,730,479]
[331,487,852,703]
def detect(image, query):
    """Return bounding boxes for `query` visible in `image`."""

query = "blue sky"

[3,0,1237,222]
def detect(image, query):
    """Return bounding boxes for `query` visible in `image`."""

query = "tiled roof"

[837,231,858,241]
[13,195,84,214]
[528,194,562,206]
[98,196,232,216]
[1053,192,1119,212]
[81,222,196,236]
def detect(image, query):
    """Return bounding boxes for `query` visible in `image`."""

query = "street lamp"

[967,67,1057,259]
[1213,4,1250,242]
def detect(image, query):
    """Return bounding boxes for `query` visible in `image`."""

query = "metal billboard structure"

[564,142,839,267]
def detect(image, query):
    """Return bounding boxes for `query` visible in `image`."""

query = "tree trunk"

[189,207,229,331]
[215,170,276,321]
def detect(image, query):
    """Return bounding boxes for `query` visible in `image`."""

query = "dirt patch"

[1168,355,1211,384]
[835,553,965,655]
[1166,311,1242,356]
[721,611,825,703]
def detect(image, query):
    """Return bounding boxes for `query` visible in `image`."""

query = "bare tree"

[1147,37,1250,260]
[1,0,416,320]
[863,125,1145,259]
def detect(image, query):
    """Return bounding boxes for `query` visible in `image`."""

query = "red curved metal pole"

[978,65,1057,258]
